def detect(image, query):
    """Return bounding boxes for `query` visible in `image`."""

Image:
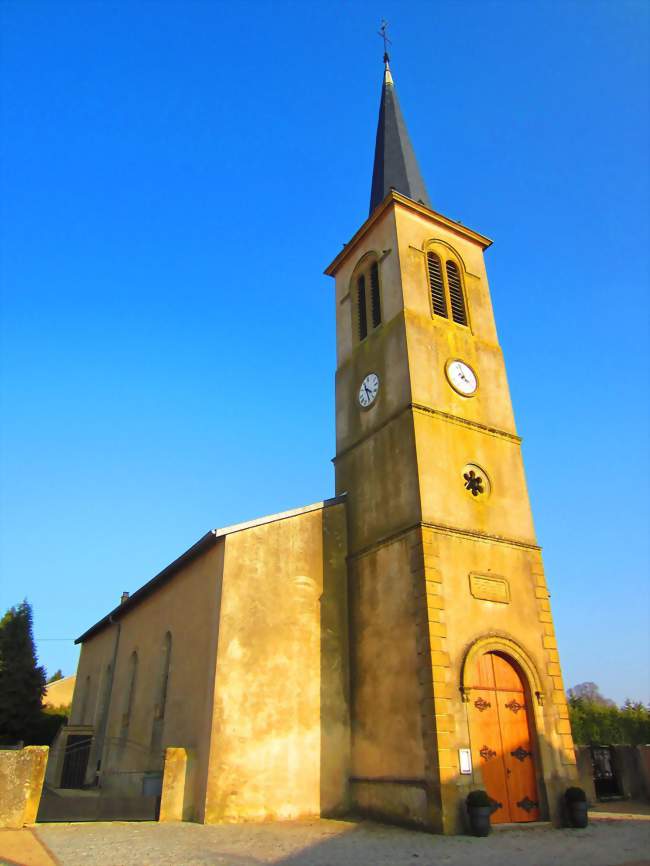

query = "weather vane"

[378,19,391,64]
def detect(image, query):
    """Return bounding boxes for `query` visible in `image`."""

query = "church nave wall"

[70,541,225,813]
[203,500,349,824]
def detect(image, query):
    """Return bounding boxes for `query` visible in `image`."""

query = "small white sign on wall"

[459,748,472,775]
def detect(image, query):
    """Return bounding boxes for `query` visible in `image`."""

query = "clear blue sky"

[1,1,648,705]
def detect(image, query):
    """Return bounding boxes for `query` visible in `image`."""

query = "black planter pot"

[567,800,588,828]
[468,804,492,836]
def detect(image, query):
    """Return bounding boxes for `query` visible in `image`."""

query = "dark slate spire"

[369,56,432,215]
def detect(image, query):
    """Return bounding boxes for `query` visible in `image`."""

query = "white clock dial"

[358,372,380,408]
[446,360,477,396]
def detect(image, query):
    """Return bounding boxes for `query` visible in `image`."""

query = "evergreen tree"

[0,601,46,744]
[46,669,64,683]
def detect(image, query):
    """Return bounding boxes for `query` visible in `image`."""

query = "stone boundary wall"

[0,746,48,828]
[575,745,650,802]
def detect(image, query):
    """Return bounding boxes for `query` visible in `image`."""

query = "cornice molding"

[334,401,520,464]
[324,191,492,278]
[411,403,521,444]
[333,401,411,463]
[422,521,540,551]
[348,521,540,563]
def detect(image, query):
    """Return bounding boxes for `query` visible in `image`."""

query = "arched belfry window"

[426,247,469,326]
[354,256,382,342]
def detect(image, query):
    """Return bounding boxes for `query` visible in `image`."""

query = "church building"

[59,54,578,833]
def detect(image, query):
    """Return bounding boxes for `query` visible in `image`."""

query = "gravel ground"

[35,817,650,866]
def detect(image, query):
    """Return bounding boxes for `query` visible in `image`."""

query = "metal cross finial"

[378,19,391,64]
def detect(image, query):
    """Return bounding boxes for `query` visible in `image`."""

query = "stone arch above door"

[460,635,544,707]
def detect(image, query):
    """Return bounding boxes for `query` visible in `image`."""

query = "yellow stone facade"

[326,190,577,832]
[63,500,349,822]
[61,72,577,833]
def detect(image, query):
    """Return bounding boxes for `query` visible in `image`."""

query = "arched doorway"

[467,651,540,823]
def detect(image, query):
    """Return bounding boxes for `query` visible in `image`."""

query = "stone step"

[492,821,553,832]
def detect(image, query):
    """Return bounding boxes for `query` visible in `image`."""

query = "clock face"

[446,359,478,396]
[358,372,380,408]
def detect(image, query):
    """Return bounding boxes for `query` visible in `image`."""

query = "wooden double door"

[468,651,540,823]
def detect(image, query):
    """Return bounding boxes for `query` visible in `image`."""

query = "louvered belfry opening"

[427,252,448,318]
[357,274,368,341]
[354,258,383,343]
[446,260,468,325]
[370,262,382,328]
[426,250,469,327]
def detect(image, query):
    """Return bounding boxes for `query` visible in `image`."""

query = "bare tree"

[567,681,616,706]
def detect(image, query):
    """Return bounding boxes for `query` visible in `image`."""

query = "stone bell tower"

[325,55,577,833]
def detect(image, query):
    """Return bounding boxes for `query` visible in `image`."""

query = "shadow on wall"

[262,737,594,866]
[316,637,583,837]
[326,597,580,835]
[319,503,351,819]
[333,735,567,837]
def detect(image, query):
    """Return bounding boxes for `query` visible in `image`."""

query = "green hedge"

[569,698,650,745]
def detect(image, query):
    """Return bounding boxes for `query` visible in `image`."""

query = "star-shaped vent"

[463,470,484,497]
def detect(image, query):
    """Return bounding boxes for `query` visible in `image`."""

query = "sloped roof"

[75,495,345,644]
